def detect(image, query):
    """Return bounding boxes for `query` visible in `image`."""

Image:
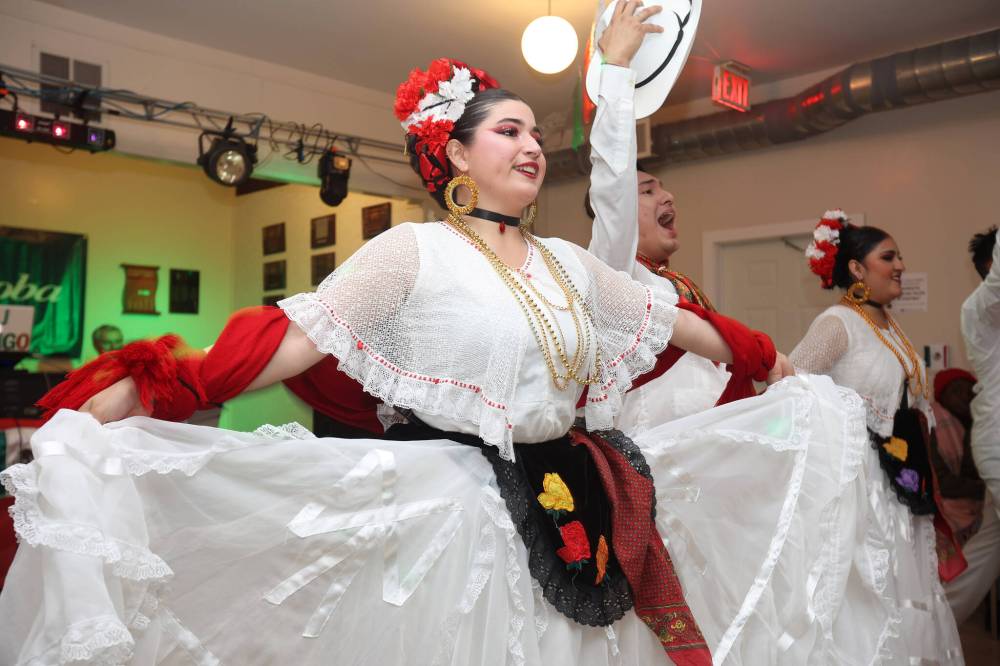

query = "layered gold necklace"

[839,295,928,399]
[447,213,601,391]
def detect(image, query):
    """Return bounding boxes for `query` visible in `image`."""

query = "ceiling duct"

[546,28,1000,180]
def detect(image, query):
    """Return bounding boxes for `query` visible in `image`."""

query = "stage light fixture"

[2,109,115,151]
[51,120,70,140]
[318,150,351,207]
[14,113,34,133]
[196,120,258,187]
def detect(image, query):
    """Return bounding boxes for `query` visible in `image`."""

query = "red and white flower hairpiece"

[806,209,849,288]
[394,58,499,193]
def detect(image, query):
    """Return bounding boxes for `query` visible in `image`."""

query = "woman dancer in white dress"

[3,14,886,666]
[790,211,964,664]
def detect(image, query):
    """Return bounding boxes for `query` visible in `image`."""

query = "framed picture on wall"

[263,260,286,291]
[169,269,200,314]
[121,264,160,315]
[311,252,337,286]
[262,294,285,307]
[310,214,336,248]
[262,223,286,255]
[362,202,391,239]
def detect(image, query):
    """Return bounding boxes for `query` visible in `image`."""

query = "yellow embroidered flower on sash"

[537,473,574,514]
[883,437,908,461]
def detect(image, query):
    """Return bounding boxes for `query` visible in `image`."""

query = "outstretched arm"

[245,324,325,392]
[671,307,794,385]
[77,314,324,425]
[670,309,733,364]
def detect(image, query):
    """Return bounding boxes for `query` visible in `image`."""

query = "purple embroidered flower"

[896,468,920,493]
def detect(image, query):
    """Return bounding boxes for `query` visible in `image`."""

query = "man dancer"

[946,227,1000,623]
[584,15,728,432]
[963,227,1000,512]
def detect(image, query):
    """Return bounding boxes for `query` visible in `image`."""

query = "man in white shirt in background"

[946,226,1000,623]
[584,5,728,434]
[963,226,1000,514]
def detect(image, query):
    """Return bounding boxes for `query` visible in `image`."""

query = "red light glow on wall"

[712,62,751,113]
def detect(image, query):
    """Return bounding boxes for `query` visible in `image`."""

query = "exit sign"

[712,62,751,112]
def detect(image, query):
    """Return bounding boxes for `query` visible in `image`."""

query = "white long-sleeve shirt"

[961,230,1000,508]
[585,64,664,291]
[585,64,728,432]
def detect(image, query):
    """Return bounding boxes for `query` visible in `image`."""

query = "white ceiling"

[37,0,1000,129]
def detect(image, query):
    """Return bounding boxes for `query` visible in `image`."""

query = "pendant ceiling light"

[521,1,579,75]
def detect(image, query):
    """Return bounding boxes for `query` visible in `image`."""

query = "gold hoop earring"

[522,200,537,232]
[444,174,478,218]
[846,280,870,305]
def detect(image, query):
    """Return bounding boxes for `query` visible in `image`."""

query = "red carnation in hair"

[808,243,837,288]
[408,117,454,194]
[424,58,454,93]
[394,68,427,121]
[806,211,847,288]
[409,117,454,152]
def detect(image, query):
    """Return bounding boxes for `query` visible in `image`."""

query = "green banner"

[0,226,87,357]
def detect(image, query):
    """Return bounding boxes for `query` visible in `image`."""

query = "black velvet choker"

[469,207,520,232]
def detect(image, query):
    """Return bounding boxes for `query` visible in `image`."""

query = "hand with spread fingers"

[599,0,665,67]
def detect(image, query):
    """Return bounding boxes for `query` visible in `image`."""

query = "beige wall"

[230,184,423,308]
[537,89,1000,370]
[0,139,236,362]
[1,138,416,431]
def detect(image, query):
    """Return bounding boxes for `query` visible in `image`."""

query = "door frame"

[702,213,866,311]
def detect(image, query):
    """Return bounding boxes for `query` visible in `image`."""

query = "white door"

[717,234,834,354]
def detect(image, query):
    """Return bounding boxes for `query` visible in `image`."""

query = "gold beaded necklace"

[839,295,928,399]
[447,212,602,390]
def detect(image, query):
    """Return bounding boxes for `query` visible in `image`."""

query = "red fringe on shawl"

[37,307,381,433]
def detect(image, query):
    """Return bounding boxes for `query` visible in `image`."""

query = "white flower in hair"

[813,225,840,243]
[822,209,848,221]
[407,67,476,126]
[805,242,826,260]
[438,67,475,106]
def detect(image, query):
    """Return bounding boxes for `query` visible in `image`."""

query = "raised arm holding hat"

[585,1,794,429]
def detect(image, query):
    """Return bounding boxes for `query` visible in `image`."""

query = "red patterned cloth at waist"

[570,429,711,665]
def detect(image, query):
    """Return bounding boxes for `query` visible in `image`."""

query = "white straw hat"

[586,0,702,119]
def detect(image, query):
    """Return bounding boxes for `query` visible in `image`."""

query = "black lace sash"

[869,385,937,515]
[384,419,655,627]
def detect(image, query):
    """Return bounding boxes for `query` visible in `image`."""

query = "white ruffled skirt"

[0,376,960,665]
